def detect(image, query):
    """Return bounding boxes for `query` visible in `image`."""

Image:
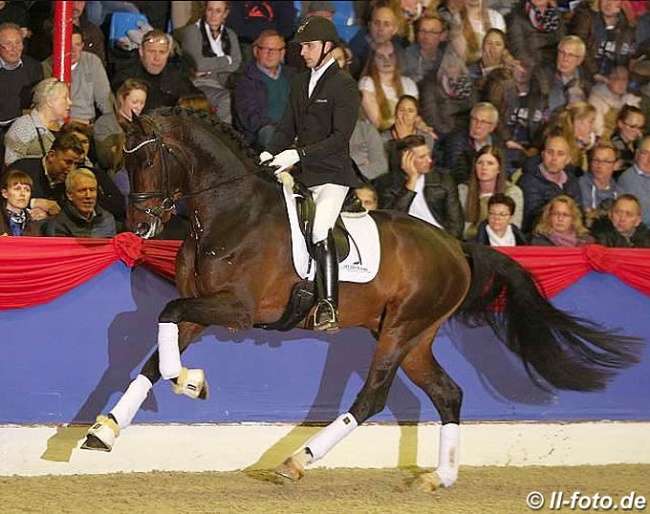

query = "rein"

[123,122,271,237]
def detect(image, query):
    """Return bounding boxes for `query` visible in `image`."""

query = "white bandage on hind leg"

[304,412,358,461]
[109,374,153,430]
[158,322,182,380]
[436,423,460,487]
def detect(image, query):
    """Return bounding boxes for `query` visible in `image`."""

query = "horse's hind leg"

[276,321,441,480]
[81,321,205,452]
[399,335,463,491]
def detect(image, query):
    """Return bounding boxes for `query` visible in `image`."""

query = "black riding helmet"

[293,16,341,68]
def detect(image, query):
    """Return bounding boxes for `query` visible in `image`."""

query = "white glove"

[259,151,273,165]
[269,149,300,173]
[276,170,295,190]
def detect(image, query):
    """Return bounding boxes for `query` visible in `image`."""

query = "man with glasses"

[528,35,592,143]
[0,22,43,138]
[442,102,504,185]
[579,143,623,216]
[10,132,85,221]
[400,13,448,85]
[234,30,294,149]
[111,29,203,112]
[618,134,650,226]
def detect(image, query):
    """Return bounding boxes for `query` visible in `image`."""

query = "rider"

[261,16,362,333]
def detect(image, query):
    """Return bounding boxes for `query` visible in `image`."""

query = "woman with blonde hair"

[359,41,418,132]
[531,195,593,246]
[4,77,71,165]
[548,101,598,174]
[458,144,523,239]
[451,0,506,65]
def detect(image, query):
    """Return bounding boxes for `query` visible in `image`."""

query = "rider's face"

[299,40,330,69]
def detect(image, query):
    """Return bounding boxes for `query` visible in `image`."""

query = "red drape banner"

[0,233,648,310]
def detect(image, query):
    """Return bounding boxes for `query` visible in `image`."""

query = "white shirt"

[308,57,335,98]
[408,174,443,229]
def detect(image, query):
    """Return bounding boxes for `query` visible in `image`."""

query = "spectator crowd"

[1,0,650,248]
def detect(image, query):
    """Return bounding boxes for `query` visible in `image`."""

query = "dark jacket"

[0,55,43,128]
[10,157,65,203]
[233,61,295,143]
[527,63,592,144]
[418,76,477,140]
[267,62,362,188]
[473,219,528,246]
[590,216,650,248]
[518,159,583,233]
[376,168,464,239]
[505,2,567,71]
[0,203,42,236]
[225,1,296,44]
[46,200,116,238]
[111,61,203,112]
[569,2,634,77]
[441,130,505,186]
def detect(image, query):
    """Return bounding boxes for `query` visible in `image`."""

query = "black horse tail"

[455,242,643,392]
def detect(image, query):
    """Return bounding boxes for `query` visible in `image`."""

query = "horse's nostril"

[134,223,151,238]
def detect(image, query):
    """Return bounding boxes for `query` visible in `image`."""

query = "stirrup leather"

[313,298,339,332]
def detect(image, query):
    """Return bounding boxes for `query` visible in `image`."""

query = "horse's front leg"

[81,320,205,452]
[155,293,254,398]
[82,292,250,452]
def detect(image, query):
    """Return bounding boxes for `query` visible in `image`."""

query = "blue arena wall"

[1,263,649,425]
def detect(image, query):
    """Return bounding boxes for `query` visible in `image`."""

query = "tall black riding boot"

[313,231,340,333]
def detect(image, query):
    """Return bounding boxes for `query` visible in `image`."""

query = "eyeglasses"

[551,212,573,219]
[558,49,582,60]
[470,116,495,127]
[591,158,616,165]
[622,120,644,130]
[417,29,444,35]
[488,211,511,218]
[256,46,285,54]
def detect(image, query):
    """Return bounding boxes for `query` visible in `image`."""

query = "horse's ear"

[117,112,136,133]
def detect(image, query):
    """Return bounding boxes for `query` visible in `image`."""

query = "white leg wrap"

[304,412,358,461]
[109,374,153,429]
[436,423,460,487]
[158,322,182,380]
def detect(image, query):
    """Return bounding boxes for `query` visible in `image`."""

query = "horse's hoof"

[173,367,209,400]
[80,415,119,452]
[274,456,305,481]
[80,433,112,452]
[418,472,445,493]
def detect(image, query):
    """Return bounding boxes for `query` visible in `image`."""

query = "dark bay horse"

[82,108,641,490]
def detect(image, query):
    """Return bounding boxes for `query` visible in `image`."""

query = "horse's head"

[123,114,184,238]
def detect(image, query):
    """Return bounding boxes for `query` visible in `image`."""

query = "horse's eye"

[146,160,154,168]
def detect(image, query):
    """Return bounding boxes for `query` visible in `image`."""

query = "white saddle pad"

[281,184,380,283]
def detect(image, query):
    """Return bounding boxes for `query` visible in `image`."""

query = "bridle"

[124,132,179,239]
[123,122,270,239]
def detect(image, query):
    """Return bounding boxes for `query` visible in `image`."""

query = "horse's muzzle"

[133,220,159,239]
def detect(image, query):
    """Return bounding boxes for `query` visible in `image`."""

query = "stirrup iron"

[313,299,339,333]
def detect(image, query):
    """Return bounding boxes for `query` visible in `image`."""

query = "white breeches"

[309,183,349,243]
